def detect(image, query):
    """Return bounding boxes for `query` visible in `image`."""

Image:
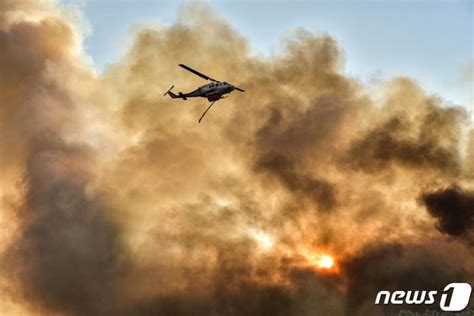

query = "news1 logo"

[375,283,472,312]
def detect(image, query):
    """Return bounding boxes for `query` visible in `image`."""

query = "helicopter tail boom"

[164,85,187,100]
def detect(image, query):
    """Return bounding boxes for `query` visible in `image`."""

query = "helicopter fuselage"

[184,82,234,101]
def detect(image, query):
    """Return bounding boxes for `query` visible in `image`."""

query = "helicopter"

[164,64,245,123]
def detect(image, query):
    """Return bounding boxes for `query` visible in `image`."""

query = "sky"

[63,0,473,109]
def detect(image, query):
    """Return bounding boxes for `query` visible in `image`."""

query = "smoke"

[421,186,474,241]
[256,151,338,212]
[0,1,126,315]
[1,1,473,315]
[344,78,467,177]
[342,242,471,315]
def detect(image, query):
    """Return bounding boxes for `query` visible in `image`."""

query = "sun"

[316,254,334,269]
[300,248,337,272]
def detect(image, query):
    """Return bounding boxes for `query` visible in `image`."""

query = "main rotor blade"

[233,86,245,92]
[179,64,218,82]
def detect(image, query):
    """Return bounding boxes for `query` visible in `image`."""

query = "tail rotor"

[164,85,175,96]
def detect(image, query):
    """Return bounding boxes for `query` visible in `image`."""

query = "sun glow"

[301,248,337,272]
[316,254,334,269]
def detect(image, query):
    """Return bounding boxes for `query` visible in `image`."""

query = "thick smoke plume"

[422,186,474,241]
[1,1,473,315]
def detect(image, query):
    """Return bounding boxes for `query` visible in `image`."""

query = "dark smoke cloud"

[342,242,473,315]
[422,186,474,240]
[1,1,473,315]
[120,241,345,316]
[0,2,126,315]
[256,151,337,212]
[345,95,467,176]
[4,143,126,316]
